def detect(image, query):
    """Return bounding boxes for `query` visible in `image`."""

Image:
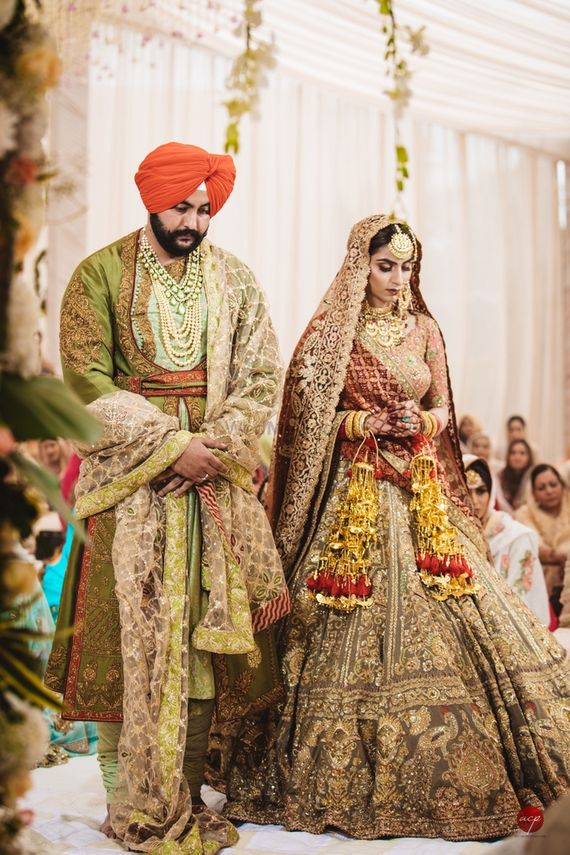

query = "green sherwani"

[46,230,288,722]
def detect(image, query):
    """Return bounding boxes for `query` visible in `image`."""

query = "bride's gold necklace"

[358,300,407,348]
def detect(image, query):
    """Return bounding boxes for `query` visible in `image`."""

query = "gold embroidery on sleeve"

[60,273,105,375]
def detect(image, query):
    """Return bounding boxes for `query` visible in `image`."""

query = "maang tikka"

[389,224,416,261]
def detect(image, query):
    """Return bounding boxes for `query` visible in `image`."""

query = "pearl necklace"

[358,300,407,348]
[138,230,203,368]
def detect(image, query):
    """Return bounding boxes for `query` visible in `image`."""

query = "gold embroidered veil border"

[267,214,471,573]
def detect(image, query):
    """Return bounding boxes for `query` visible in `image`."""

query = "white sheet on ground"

[24,755,527,854]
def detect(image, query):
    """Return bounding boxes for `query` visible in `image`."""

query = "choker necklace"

[358,299,407,348]
[138,230,203,368]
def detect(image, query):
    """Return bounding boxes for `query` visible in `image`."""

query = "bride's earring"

[398,282,412,316]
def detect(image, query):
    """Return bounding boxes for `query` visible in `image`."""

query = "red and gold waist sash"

[114,367,207,398]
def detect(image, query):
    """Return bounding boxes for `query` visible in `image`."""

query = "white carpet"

[22,755,529,855]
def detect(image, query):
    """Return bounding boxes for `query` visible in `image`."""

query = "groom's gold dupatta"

[73,391,285,852]
[47,231,289,852]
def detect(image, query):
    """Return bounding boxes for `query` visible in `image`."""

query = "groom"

[46,142,288,849]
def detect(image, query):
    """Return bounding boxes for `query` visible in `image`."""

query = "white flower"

[0,275,42,378]
[404,26,430,57]
[0,692,49,771]
[0,101,18,159]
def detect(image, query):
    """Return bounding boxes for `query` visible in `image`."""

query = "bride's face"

[366,246,413,308]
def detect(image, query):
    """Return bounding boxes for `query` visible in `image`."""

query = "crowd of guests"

[1,436,97,765]
[459,412,570,630]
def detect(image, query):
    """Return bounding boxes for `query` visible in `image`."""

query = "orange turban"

[135,142,236,216]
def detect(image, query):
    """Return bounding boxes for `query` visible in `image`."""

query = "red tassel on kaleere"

[306,437,380,612]
[409,451,479,602]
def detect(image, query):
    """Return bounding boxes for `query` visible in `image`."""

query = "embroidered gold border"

[132,263,157,362]
[115,231,159,375]
[75,431,193,519]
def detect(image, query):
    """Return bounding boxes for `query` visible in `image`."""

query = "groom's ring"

[200,474,208,482]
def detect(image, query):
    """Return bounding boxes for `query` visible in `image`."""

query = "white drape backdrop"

[47,26,565,460]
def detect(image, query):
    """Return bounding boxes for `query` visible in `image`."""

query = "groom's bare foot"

[100,808,117,838]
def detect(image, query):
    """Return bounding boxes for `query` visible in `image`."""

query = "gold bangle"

[420,411,437,439]
[346,410,369,440]
[356,410,370,437]
[350,410,360,441]
[345,411,357,441]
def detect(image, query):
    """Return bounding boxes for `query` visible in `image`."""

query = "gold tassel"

[306,461,378,611]
[409,452,478,602]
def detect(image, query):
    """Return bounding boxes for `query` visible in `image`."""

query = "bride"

[224,214,570,841]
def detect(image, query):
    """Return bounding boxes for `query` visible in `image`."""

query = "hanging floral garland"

[375,0,429,205]
[0,0,99,438]
[41,0,237,76]
[0,0,100,716]
[0,7,101,847]
[223,0,275,154]
[0,0,60,357]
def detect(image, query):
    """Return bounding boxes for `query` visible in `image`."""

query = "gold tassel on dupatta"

[409,450,478,601]
[306,439,379,611]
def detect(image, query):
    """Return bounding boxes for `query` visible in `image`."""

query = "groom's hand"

[150,437,228,497]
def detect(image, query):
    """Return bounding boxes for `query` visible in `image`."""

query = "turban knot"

[135,142,236,216]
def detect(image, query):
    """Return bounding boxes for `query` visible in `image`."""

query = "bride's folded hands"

[365,400,422,437]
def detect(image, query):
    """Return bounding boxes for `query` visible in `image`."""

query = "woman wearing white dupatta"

[464,456,550,627]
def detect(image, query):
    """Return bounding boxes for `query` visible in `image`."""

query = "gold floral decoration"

[223,0,276,155]
[375,0,429,205]
[42,1,236,76]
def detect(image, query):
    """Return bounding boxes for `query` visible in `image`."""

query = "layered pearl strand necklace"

[138,230,203,368]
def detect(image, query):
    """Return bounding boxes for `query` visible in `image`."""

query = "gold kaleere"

[306,455,378,612]
[409,452,478,601]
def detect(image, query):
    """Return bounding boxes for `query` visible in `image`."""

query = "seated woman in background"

[468,431,503,473]
[464,456,551,627]
[500,414,541,464]
[36,526,98,763]
[516,464,570,618]
[457,413,481,454]
[37,438,71,482]
[497,438,534,513]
